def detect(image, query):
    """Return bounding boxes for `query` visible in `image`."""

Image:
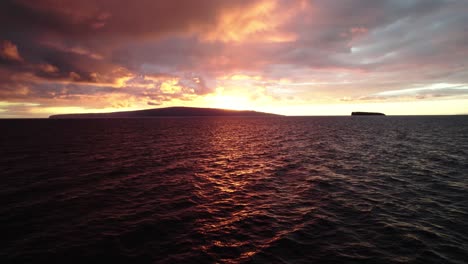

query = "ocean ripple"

[1,116,467,263]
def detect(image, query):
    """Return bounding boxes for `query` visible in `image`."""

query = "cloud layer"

[1,0,468,116]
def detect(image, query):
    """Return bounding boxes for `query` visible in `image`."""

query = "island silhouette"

[49,106,280,118]
[351,112,385,116]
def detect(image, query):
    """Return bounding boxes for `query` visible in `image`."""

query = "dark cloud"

[0,0,257,39]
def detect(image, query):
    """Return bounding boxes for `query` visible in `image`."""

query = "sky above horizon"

[1,0,468,117]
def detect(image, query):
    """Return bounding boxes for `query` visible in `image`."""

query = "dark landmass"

[49,106,280,119]
[352,112,386,116]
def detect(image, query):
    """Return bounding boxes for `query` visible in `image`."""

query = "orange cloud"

[38,64,59,74]
[160,79,184,94]
[200,0,300,43]
[0,40,23,62]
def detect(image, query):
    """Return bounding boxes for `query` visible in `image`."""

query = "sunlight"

[115,76,134,88]
[205,94,253,110]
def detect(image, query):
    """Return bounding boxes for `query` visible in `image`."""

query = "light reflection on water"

[0,116,467,263]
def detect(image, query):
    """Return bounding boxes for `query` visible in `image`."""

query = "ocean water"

[1,116,467,263]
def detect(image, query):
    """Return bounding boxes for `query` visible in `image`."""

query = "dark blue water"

[1,116,467,263]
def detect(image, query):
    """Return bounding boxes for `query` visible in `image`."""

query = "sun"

[205,94,253,110]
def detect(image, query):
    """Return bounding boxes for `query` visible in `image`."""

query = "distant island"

[351,112,386,116]
[49,106,280,119]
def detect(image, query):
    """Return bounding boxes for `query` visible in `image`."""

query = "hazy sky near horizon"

[1,0,468,117]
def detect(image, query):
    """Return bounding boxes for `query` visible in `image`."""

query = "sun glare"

[205,94,253,110]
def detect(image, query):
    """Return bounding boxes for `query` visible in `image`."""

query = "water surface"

[1,116,467,263]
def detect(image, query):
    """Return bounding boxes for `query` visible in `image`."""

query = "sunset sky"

[1,0,468,117]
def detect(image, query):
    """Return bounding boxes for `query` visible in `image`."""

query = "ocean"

[1,116,467,263]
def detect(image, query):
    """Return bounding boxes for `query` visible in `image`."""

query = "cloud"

[0,40,23,62]
[1,0,468,116]
[0,0,265,41]
[375,83,468,99]
[343,83,468,102]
